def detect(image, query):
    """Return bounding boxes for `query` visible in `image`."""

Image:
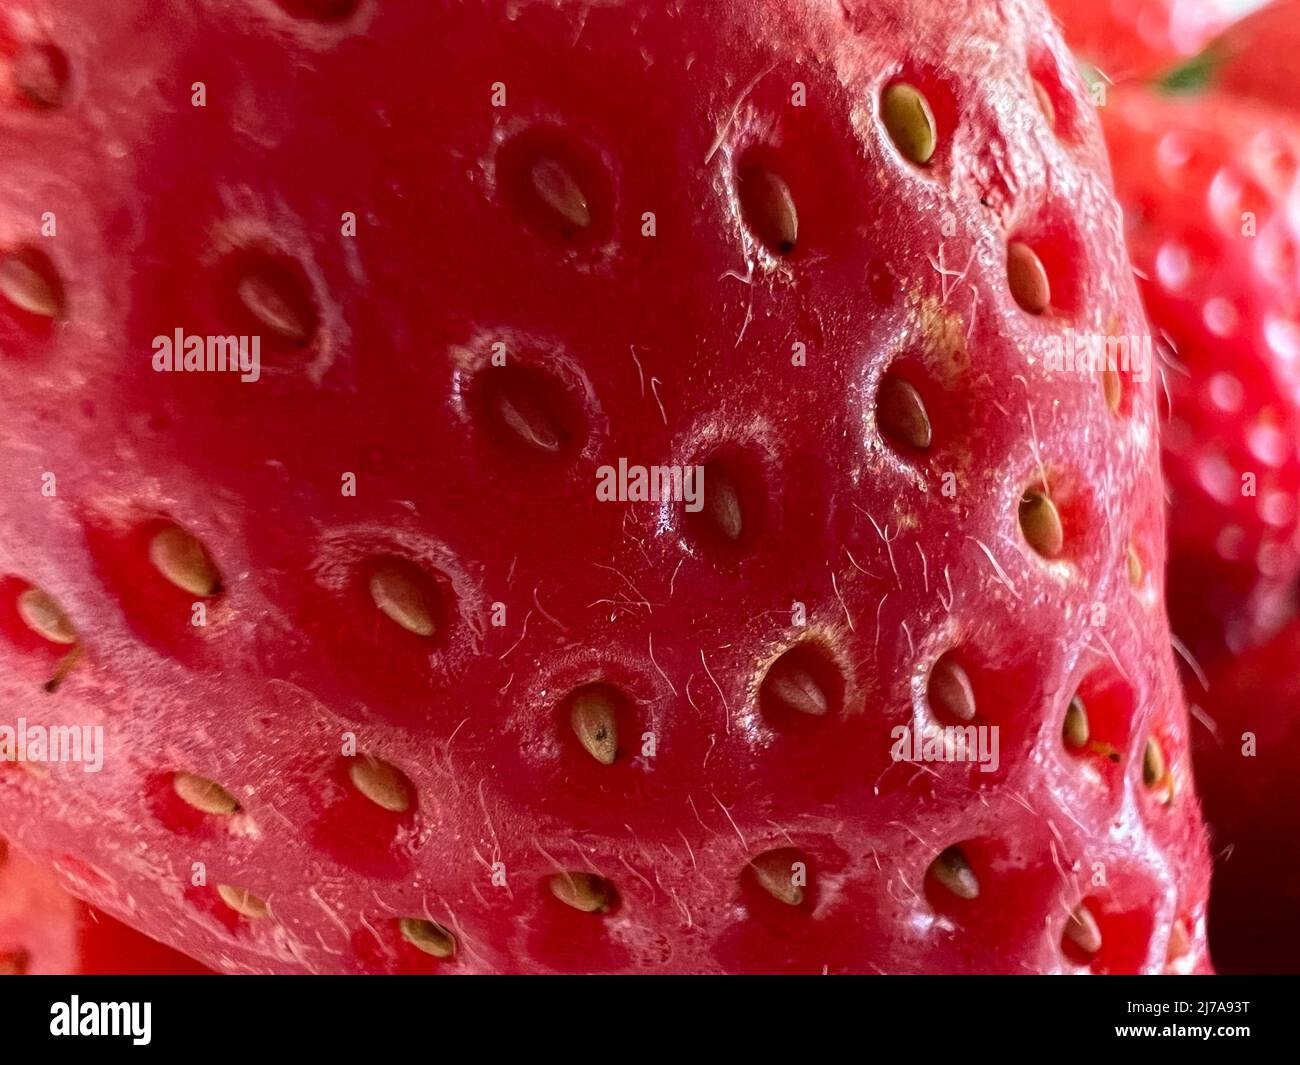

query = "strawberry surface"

[0,0,1209,974]
[1102,88,1300,669]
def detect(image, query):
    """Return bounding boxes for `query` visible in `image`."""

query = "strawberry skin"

[0,835,208,974]
[0,0,1209,974]
[1102,89,1300,667]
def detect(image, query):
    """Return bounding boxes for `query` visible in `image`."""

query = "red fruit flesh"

[1102,89,1300,668]
[0,0,1208,973]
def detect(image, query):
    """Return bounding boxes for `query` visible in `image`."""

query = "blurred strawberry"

[0,835,208,974]
[1161,0,1300,112]
[1102,87,1300,669]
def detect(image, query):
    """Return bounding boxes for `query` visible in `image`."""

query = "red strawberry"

[1191,622,1300,973]
[1159,0,1300,112]
[1046,0,1244,81]
[0,835,208,974]
[0,0,1209,974]
[1101,89,1300,668]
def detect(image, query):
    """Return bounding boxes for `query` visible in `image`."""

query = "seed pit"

[273,0,359,20]
[399,917,455,959]
[0,248,63,319]
[563,683,626,765]
[472,363,584,459]
[1027,52,1078,142]
[148,524,222,597]
[1062,669,1134,773]
[548,872,616,914]
[1007,240,1051,314]
[1018,487,1064,559]
[1062,901,1103,960]
[926,845,980,901]
[216,884,269,920]
[683,453,766,555]
[880,81,937,166]
[737,161,799,255]
[1062,695,1090,750]
[498,128,612,244]
[529,156,591,231]
[230,253,318,345]
[367,557,440,638]
[758,642,844,725]
[876,371,932,452]
[348,754,415,814]
[173,772,239,815]
[13,44,69,109]
[746,848,808,907]
[927,652,977,725]
[15,588,76,645]
[1142,735,1170,800]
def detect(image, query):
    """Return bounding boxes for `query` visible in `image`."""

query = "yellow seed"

[148,526,221,597]
[1127,544,1143,586]
[749,850,804,906]
[399,917,456,959]
[1019,489,1064,558]
[877,374,932,451]
[173,772,239,815]
[569,686,619,765]
[738,166,799,254]
[1143,736,1167,790]
[0,255,61,318]
[16,588,76,645]
[548,872,613,913]
[928,654,976,723]
[1007,241,1051,314]
[368,559,436,637]
[929,845,980,900]
[216,884,269,920]
[1063,903,1103,956]
[881,82,937,166]
[1063,696,1090,750]
[495,389,562,452]
[237,267,313,344]
[764,657,829,717]
[348,755,413,813]
[705,466,743,541]
[530,157,591,230]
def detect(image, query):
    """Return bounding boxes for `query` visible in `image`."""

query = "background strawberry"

[0,834,208,974]
[1101,88,1300,670]
[0,0,1209,974]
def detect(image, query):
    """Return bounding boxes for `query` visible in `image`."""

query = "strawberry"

[1160,0,1300,112]
[1,834,208,974]
[1101,88,1300,668]
[1191,623,1300,973]
[0,0,1210,974]
[1046,0,1244,81]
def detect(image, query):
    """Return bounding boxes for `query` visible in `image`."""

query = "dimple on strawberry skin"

[0,0,1210,975]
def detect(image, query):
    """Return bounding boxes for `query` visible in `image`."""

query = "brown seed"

[749,850,805,906]
[927,653,976,723]
[548,872,614,913]
[16,588,76,645]
[0,949,30,975]
[1166,918,1190,962]
[399,917,456,959]
[1007,240,1051,314]
[1127,544,1143,586]
[529,156,591,230]
[14,45,66,108]
[148,525,221,597]
[877,374,932,451]
[1063,903,1103,957]
[43,645,82,694]
[216,884,269,920]
[1062,695,1090,750]
[569,686,619,765]
[1102,367,1123,412]
[0,254,62,318]
[368,559,436,637]
[348,755,413,813]
[1032,78,1056,131]
[928,845,980,900]
[494,387,562,453]
[237,264,314,344]
[1143,736,1167,790]
[173,772,239,815]
[738,166,799,254]
[1019,489,1064,558]
[704,465,744,542]
[764,656,829,717]
[881,82,937,166]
